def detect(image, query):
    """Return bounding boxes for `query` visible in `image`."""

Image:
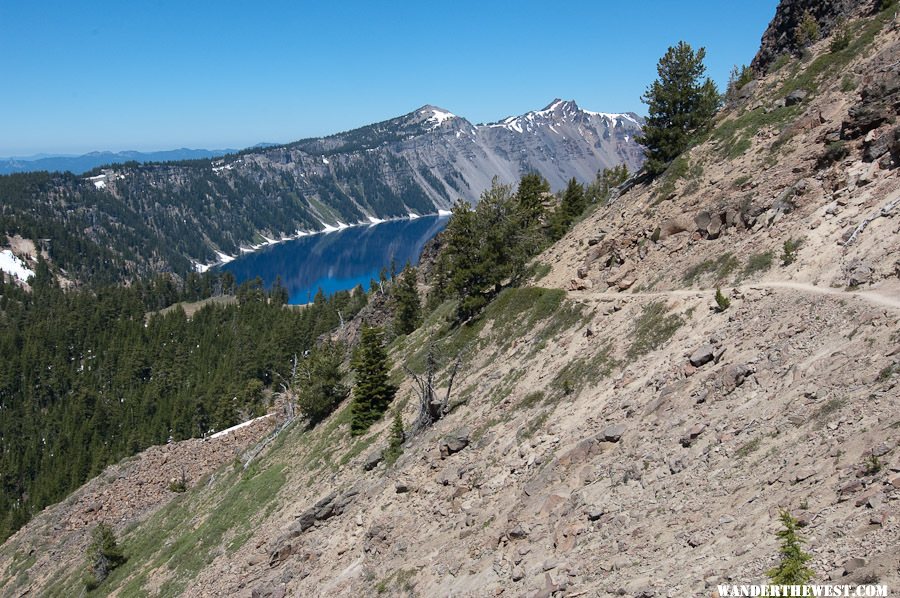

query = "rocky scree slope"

[3,4,900,598]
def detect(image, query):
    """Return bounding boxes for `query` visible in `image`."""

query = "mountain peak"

[412,105,458,128]
[540,98,580,113]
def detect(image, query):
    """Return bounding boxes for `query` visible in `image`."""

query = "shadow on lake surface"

[219,215,448,304]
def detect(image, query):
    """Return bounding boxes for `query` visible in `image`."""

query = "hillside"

[1,1,899,596]
[0,101,642,286]
[0,148,236,176]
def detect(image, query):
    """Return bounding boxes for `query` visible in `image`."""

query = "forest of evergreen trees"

[0,268,366,541]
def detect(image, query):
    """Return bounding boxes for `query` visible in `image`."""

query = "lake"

[219,215,449,304]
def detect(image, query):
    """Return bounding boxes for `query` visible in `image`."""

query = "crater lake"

[219,215,449,304]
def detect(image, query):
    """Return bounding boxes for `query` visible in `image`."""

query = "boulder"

[363,449,383,471]
[658,217,693,240]
[507,524,528,540]
[292,509,317,534]
[785,89,808,106]
[602,423,625,442]
[706,213,723,239]
[689,344,716,367]
[842,557,868,574]
[680,423,707,447]
[617,277,636,291]
[846,259,873,287]
[694,211,711,231]
[863,126,898,162]
[440,428,470,457]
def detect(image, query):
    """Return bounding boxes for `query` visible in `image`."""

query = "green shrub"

[743,251,774,277]
[877,364,897,382]
[818,141,848,167]
[794,10,820,46]
[628,302,684,359]
[84,523,126,590]
[735,437,761,458]
[682,253,739,285]
[781,238,803,266]
[830,24,851,52]
[715,288,731,311]
[520,391,545,409]
[863,452,882,476]
[297,341,349,426]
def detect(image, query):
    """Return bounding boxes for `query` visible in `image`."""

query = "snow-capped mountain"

[231,99,645,212]
[0,100,645,277]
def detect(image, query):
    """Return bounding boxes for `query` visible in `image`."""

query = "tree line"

[0,270,366,541]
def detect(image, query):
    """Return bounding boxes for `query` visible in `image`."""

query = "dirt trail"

[567,280,900,310]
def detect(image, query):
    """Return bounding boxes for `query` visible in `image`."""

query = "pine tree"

[84,522,126,590]
[640,41,721,175]
[296,341,348,425]
[516,172,550,227]
[384,409,405,465]
[768,510,814,586]
[392,264,421,336]
[350,326,396,434]
[549,178,587,240]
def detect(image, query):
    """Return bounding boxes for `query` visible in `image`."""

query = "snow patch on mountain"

[0,250,34,281]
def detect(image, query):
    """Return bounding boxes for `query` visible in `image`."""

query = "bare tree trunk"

[406,345,461,436]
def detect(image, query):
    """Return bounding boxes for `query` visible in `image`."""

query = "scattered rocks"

[669,458,686,475]
[842,557,868,574]
[284,485,361,543]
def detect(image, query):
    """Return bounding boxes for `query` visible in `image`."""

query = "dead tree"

[406,345,461,436]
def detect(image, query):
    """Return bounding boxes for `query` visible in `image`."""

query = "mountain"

[0,100,643,283]
[0,148,238,175]
[270,99,644,204]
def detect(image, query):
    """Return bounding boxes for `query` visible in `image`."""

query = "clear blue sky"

[0,0,778,156]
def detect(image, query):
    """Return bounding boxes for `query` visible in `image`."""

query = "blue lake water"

[219,215,449,304]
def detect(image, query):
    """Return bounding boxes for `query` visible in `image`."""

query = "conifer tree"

[640,41,721,175]
[549,178,587,240]
[84,522,126,590]
[384,409,405,464]
[516,172,550,227]
[392,263,421,336]
[768,510,814,586]
[296,341,348,425]
[350,326,396,434]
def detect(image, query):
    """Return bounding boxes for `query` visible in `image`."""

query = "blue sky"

[0,0,778,156]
